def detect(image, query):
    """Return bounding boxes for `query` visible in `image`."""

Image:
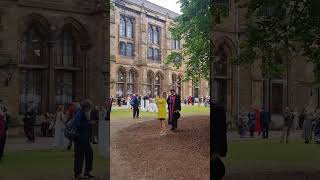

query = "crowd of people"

[237,105,320,143]
[0,98,112,179]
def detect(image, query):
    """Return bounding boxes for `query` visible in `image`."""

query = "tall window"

[154,49,159,60]
[146,72,154,96]
[116,69,126,97]
[148,48,153,59]
[147,48,160,62]
[154,74,161,96]
[127,71,135,95]
[148,24,160,45]
[120,17,126,37]
[19,25,47,114]
[120,15,134,38]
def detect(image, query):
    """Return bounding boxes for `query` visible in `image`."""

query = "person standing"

[0,109,7,161]
[254,107,262,135]
[23,102,36,143]
[73,100,94,179]
[90,106,99,144]
[41,112,50,137]
[53,105,67,150]
[281,107,294,143]
[167,89,181,131]
[303,107,314,144]
[247,107,256,137]
[260,107,271,139]
[126,95,131,109]
[131,94,139,119]
[156,92,167,136]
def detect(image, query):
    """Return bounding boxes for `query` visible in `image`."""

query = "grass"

[0,149,108,180]
[110,105,210,119]
[225,140,320,171]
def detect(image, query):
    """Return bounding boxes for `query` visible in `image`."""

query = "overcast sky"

[147,0,181,14]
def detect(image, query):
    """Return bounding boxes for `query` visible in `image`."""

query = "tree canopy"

[235,0,320,81]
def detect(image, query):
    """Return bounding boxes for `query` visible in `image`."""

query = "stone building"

[0,0,109,122]
[210,0,319,123]
[110,0,209,99]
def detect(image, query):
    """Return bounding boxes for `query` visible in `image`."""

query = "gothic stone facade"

[110,0,209,99]
[0,0,109,123]
[210,1,319,123]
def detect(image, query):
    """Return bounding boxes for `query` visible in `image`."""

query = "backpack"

[0,116,5,138]
[64,114,79,140]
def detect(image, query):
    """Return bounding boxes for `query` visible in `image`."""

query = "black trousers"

[74,141,93,175]
[133,106,139,118]
[262,125,269,138]
[249,126,255,137]
[24,125,35,141]
[0,135,6,160]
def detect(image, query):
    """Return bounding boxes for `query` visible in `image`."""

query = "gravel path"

[111,116,210,180]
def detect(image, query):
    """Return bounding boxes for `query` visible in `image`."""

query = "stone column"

[48,40,56,113]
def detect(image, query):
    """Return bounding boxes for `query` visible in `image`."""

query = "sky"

[147,0,181,14]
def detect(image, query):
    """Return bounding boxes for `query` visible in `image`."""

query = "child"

[155,92,167,136]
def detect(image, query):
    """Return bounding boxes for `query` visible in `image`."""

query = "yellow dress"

[155,96,166,119]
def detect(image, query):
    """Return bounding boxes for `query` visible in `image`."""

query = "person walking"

[247,107,256,137]
[131,94,139,119]
[303,107,314,144]
[260,107,271,139]
[156,92,167,136]
[53,105,67,150]
[73,100,94,179]
[167,89,181,131]
[281,107,294,143]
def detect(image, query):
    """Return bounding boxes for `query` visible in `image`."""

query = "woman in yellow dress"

[156,92,167,136]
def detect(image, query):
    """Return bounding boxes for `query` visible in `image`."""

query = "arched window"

[148,25,153,43]
[126,43,133,57]
[126,19,133,38]
[146,71,154,96]
[19,25,47,114]
[120,16,126,37]
[127,70,135,95]
[154,74,161,96]
[116,69,126,97]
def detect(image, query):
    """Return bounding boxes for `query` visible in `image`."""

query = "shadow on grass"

[0,149,108,180]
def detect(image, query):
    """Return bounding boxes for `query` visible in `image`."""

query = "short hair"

[170,89,176,92]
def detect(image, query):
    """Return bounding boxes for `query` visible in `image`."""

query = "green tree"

[166,0,228,83]
[235,0,320,81]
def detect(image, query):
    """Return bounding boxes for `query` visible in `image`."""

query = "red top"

[68,104,76,119]
[254,108,261,133]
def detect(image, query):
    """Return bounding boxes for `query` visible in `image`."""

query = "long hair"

[55,105,64,117]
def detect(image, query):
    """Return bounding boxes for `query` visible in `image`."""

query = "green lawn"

[225,140,320,171]
[0,150,108,180]
[111,105,210,119]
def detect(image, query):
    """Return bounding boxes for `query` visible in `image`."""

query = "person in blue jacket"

[73,100,94,179]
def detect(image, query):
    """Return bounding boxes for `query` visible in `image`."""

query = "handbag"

[64,118,79,139]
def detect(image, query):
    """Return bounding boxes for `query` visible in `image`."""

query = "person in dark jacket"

[23,103,36,143]
[167,89,181,131]
[260,107,271,139]
[73,100,94,179]
[131,94,140,119]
